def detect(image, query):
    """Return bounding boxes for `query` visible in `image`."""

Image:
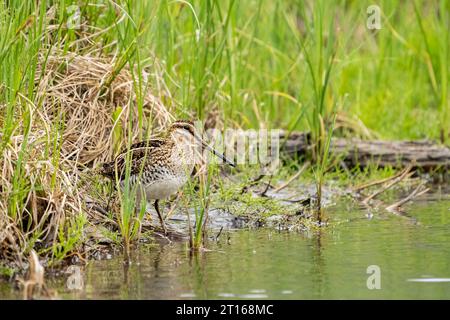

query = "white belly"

[143,178,186,200]
[121,177,187,203]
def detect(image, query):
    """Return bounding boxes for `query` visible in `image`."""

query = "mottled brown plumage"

[101,138,173,180]
[101,120,196,180]
[100,120,234,234]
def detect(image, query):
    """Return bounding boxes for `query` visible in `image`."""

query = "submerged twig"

[272,162,309,193]
[354,164,413,192]
[362,166,414,204]
[386,184,430,212]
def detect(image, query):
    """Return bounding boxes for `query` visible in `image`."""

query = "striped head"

[169,120,196,141]
[169,120,235,167]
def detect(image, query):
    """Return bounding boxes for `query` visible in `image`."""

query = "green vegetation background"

[1,0,448,140]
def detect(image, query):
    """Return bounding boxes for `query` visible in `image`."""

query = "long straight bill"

[194,135,235,167]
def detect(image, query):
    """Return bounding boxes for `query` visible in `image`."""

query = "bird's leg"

[154,200,167,234]
[106,180,114,213]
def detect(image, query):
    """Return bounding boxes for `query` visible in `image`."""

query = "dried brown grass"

[36,49,173,164]
[0,42,173,268]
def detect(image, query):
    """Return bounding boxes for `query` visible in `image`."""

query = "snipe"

[100,120,235,233]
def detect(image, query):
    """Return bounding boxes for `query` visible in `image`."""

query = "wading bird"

[100,120,235,233]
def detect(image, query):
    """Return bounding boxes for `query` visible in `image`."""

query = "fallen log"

[280,131,450,169]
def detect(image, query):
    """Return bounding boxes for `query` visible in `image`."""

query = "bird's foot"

[159,219,168,235]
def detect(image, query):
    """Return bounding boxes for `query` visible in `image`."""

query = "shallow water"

[1,189,449,299]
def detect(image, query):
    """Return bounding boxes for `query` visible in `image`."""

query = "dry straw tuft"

[0,45,173,267]
[36,49,173,165]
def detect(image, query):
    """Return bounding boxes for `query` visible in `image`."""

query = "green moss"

[0,264,15,278]
[211,166,302,219]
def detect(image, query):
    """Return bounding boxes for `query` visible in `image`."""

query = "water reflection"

[1,194,449,299]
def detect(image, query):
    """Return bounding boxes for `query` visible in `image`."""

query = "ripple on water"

[217,293,236,298]
[238,293,269,299]
[281,290,293,295]
[407,278,450,283]
[249,289,266,293]
[179,293,196,298]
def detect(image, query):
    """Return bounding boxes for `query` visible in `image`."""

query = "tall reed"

[282,0,338,218]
